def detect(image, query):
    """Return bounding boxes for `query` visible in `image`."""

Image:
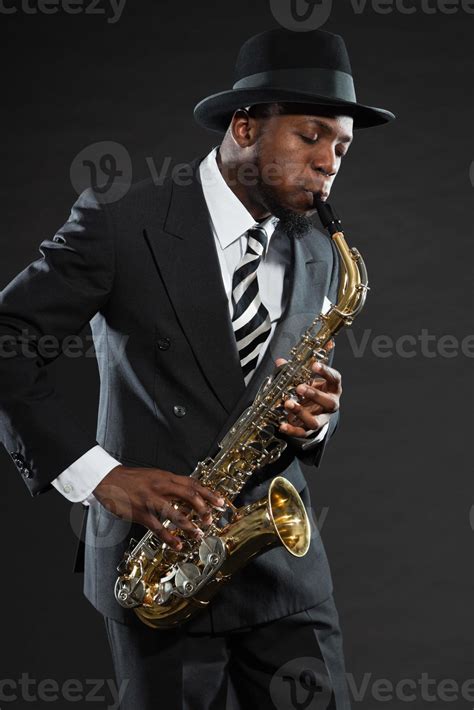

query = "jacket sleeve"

[0,188,115,497]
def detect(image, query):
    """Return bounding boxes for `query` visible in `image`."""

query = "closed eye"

[299,134,318,145]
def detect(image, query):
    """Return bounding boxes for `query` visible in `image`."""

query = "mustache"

[301,186,329,201]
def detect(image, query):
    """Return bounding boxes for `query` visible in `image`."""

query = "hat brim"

[194,87,395,131]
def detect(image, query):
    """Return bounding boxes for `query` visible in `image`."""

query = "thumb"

[275,358,288,368]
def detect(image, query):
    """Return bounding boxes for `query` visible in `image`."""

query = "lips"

[303,187,329,203]
[303,190,329,208]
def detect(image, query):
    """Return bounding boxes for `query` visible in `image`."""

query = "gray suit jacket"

[0,156,340,632]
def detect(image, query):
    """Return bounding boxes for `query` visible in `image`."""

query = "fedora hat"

[194,28,395,131]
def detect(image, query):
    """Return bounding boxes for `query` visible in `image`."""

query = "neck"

[216,148,271,222]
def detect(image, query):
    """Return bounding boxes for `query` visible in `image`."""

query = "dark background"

[1,2,473,708]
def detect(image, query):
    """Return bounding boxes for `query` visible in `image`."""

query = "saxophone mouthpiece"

[315,199,343,236]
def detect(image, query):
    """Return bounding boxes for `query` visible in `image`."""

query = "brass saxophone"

[114,200,368,629]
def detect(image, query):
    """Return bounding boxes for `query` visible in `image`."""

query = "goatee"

[268,203,314,239]
[257,183,314,239]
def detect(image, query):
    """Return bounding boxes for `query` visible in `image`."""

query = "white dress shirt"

[51,147,328,504]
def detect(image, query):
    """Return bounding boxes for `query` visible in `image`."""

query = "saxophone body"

[114,201,368,629]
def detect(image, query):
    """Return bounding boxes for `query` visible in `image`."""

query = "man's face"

[252,111,353,217]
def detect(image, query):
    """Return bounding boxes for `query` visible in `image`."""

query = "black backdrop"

[1,2,473,709]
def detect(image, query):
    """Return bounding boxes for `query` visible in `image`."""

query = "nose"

[311,146,338,178]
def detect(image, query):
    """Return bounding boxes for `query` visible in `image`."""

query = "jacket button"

[173,405,186,418]
[157,337,171,351]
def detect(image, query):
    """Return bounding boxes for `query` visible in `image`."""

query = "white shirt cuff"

[51,445,122,505]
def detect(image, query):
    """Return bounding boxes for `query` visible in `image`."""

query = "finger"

[166,482,209,519]
[279,417,323,438]
[171,498,213,527]
[308,377,326,389]
[311,361,342,393]
[144,515,183,551]
[275,357,288,368]
[324,338,335,353]
[284,400,327,430]
[157,499,205,540]
[172,478,225,517]
[287,412,307,428]
[185,477,226,510]
[284,395,323,417]
[295,385,339,414]
[152,479,209,518]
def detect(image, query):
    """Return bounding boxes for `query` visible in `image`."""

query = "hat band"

[233,67,356,103]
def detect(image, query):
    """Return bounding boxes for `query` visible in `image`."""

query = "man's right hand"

[93,465,225,551]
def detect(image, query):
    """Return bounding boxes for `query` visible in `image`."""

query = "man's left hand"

[275,358,343,438]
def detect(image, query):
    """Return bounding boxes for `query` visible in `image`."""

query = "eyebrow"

[303,117,353,144]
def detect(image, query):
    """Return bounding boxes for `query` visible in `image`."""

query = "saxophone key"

[198,535,226,567]
[175,563,201,596]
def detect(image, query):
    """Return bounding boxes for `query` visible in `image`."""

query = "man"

[0,28,394,710]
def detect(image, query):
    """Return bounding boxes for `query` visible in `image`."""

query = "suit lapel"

[143,158,246,415]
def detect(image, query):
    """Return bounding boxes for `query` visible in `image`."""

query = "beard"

[255,172,314,240]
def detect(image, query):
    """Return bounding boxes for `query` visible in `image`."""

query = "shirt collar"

[199,146,279,252]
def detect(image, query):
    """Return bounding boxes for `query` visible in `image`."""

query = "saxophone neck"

[316,199,369,323]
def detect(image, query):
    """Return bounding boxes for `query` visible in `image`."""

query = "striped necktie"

[231,225,272,385]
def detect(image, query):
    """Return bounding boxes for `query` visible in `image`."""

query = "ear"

[230,108,259,148]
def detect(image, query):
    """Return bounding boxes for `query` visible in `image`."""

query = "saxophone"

[114,200,368,629]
